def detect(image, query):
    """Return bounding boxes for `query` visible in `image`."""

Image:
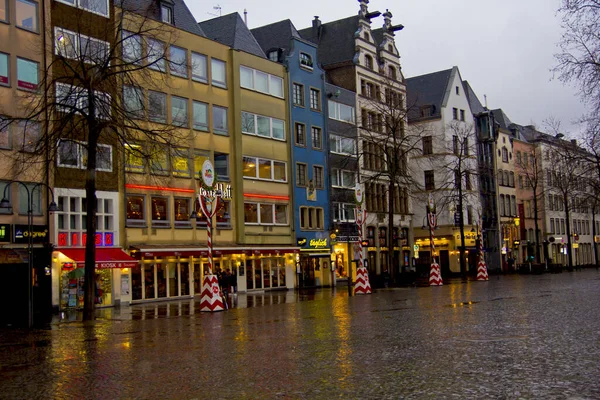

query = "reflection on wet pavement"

[0,270,599,399]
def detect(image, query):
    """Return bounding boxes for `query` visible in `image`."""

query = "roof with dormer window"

[251,19,303,57]
[121,0,205,37]
[298,16,361,67]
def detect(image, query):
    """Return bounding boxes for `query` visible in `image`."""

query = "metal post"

[27,187,33,328]
[206,204,213,275]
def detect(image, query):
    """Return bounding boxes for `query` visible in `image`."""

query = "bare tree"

[580,119,600,265]
[554,0,600,114]
[0,2,187,320]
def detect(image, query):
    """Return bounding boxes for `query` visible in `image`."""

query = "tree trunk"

[458,185,467,278]
[564,194,574,270]
[83,120,99,321]
[388,180,394,284]
[533,187,541,263]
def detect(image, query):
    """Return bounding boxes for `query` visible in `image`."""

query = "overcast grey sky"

[192,0,583,136]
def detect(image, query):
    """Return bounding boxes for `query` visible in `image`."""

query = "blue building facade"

[252,21,331,287]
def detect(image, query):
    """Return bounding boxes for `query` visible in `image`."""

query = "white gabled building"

[407,66,483,276]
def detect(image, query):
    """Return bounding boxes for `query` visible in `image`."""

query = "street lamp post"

[0,181,58,328]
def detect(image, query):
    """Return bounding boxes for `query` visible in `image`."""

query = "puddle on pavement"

[445,301,480,308]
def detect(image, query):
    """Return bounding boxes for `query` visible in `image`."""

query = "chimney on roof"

[312,16,321,37]
[571,139,577,145]
[244,9,248,26]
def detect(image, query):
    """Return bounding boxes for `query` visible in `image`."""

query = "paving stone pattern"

[1,270,600,399]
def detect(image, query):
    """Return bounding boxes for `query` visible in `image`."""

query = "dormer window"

[388,44,393,53]
[268,50,279,62]
[161,4,173,24]
[364,54,373,70]
[299,52,313,70]
[363,32,370,41]
[388,66,397,80]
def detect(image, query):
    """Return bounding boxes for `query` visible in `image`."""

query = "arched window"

[504,171,509,187]
[498,169,504,186]
[364,55,373,70]
[388,65,397,80]
[509,171,515,187]
[388,44,394,53]
[500,194,505,216]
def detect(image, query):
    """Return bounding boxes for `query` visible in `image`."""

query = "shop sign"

[200,183,232,200]
[336,236,361,243]
[297,238,307,246]
[0,224,10,242]
[13,225,49,244]
[309,238,328,249]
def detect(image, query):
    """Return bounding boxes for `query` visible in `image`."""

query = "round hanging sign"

[201,160,215,188]
[355,185,363,205]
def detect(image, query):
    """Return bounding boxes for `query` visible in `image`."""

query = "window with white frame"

[299,52,313,69]
[330,134,356,156]
[311,127,322,150]
[211,58,226,88]
[169,45,188,78]
[147,38,166,72]
[242,156,286,182]
[292,83,304,106]
[244,202,287,225]
[56,0,109,17]
[55,27,110,64]
[191,52,208,83]
[239,65,283,98]
[331,168,356,188]
[55,82,111,119]
[328,100,355,123]
[241,111,285,140]
[16,0,38,31]
[57,140,112,172]
[333,203,356,222]
[161,4,173,24]
[309,88,321,110]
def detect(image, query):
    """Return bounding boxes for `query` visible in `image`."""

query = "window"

[328,101,355,123]
[151,196,169,227]
[214,152,229,181]
[516,151,522,165]
[55,27,110,64]
[57,0,109,17]
[16,0,38,32]
[294,123,306,146]
[242,156,286,182]
[149,143,168,175]
[122,31,142,65]
[453,136,459,155]
[330,134,356,156]
[509,172,514,187]
[364,54,373,70]
[171,96,188,127]
[212,106,228,135]
[456,86,460,95]
[460,109,465,121]
[296,163,307,187]
[0,53,9,86]
[292,83,304,106]
[550,218,555,234]
[0,117,9,149]
[18,183,41,215]
[452,108,458,120]
[169,46,187,78]
[311,127,322,149]
[241,112,285,140]
[192,101,208,131]
[465,171,472,190]
[211,58,226,88]
[502,147,508,162]
[300,207,324,230]
[518,175,523,189]
[309,88,321,111]
[0,0,7,22]
[147,39,165,72]
[14,121,39,152]
[125,144,143,172]
[268,50,278,62]
[422,136,433,155]
[161,4,173,24]
[331,168,356,188]
[191,52,208,83]
[174,198,191,226]
[57,140,112,172]
[424,170,435,190]
[16,57,38,91]
[148,91,167,123]
[239,65,283,97]
[123,86,144,118]
[333,203,356,222]
[171,147,190,177]
[388,66,397,80]
[299,52,313,69]
[244,202,287,225]
[313,166,324,189]
[55,82,111,119]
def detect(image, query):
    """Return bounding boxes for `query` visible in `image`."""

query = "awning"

[57,248,138,269]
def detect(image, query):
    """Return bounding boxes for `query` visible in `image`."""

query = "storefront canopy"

[57,248,138,269]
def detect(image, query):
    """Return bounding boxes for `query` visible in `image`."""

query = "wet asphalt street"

[1,269,600,400]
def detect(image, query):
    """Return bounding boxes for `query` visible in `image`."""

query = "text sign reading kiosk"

[354,184,371,295]
[198,160,226,312]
